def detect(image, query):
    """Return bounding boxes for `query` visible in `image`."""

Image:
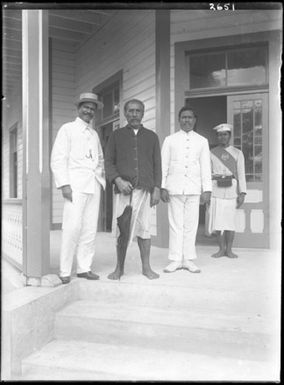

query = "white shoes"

[183,260,201,273]
[163,261,182,273]
[163,260,201,273]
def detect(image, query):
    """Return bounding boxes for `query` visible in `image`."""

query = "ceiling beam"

[2,17,22,30]
[3,61,21,69]
[2,40,22,51]
[48,10,104,25]
[87,10,112,15]
[49,26,86,42]
[49,14,94,34]
[2,9,21,20]
[3,57,22,65]
[3,49,22,58]
[2,28,22,41]
[2,62,22,73]
[3,76,21,83]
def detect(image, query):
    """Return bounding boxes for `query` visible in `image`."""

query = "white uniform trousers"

[60,180,101,277]
[168,194,200,261]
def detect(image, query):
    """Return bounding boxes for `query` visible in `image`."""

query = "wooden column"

[268,30,282,252]
[153,10,171,248]
[22,10,50,278]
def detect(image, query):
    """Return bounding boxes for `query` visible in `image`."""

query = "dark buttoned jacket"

[105,124,162,192]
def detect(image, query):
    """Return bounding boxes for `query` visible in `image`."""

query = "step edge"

[22,360,163,381]
[55,311,273,336]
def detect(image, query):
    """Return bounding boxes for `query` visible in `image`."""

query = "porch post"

[154,9,170,248]
[22,10,50,279]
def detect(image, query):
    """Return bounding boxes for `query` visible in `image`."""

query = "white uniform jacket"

[210,145,247,199]
[161,130,212,195]
[50,117,106,193]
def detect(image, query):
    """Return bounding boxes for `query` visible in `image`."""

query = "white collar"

[75,117,93,133]
[179,129,194,136]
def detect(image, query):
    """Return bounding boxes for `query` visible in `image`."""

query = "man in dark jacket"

[105,99,161,280]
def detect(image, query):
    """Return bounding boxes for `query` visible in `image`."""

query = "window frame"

[92,70,123,128]
[231,98,264,182]
[186,43,269,92]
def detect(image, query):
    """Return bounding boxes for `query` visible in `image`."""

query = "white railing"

[2,199,23,268]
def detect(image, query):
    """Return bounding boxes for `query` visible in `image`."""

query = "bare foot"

[142,268,159,280]
[107,269,123,280]
[226,250,238,258]
[211,249,226,258]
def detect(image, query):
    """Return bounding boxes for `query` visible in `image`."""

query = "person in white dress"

[161,106,212,273]
[50,93,106,284]
[208,123,247,259]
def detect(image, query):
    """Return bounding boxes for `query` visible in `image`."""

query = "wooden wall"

[50,40,76,225]
[75,10,156,131]
[51,11,156,227]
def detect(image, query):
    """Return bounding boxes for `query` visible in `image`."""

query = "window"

[190,52,226,89]
[9,124,18,198]
[227,47,267,86]
[232,99,263,182]
[96,81,120,123]
[187,45,268,90]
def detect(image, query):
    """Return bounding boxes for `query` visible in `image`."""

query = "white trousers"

[60,180,101,277]
[168,194,200,262]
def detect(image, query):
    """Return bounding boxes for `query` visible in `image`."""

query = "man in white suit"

[161,106,212,273]
[51,92,106,284]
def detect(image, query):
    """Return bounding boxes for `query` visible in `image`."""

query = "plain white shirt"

[161,130,212,195]
[51,117,106,193]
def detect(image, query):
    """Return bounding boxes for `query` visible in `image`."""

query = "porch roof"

[2,9,116,95]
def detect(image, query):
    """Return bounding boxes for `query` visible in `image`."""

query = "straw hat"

[75,92,104,109]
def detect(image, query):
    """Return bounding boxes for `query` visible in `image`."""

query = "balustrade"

[2,200,23,268]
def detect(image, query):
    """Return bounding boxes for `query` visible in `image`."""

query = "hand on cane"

[115,177,133,195]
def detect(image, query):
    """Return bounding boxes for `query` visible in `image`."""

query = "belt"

[213,175,235,180]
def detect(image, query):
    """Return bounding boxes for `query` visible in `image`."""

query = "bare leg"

[211,231,226,258]
[107,244,126,280]
[137,237,159,279]
[225,230,238,258]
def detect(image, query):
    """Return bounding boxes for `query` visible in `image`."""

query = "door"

[97,120,119,232]
[227,93,269,247]
[93,74,121,232]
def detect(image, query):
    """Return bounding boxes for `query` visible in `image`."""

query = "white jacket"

[161,130,212,195]
[50,117,106,193]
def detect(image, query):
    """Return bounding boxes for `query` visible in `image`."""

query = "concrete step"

[55,300,274,362]
[21,339,276,381]
[77,280,273,317]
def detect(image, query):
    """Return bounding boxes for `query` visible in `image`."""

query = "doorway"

[185,93,269,248]
[93,71,122,232]
[185,96,227,245]
[99,122,115,232]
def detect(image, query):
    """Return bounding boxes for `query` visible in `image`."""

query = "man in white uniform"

[51,93,105,284]
[208,123,246,258]
[161,107,212,273]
